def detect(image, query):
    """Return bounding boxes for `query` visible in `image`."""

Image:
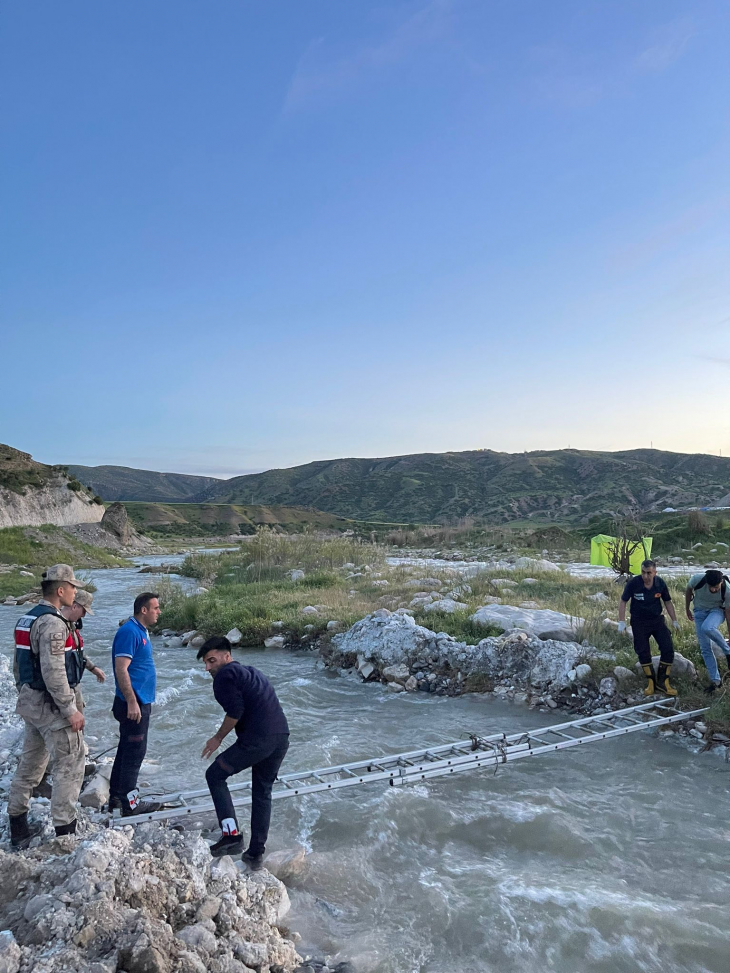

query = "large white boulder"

[333,609,437,666]
[468,633,587,690]
[471,604,584,641]
[514,557,561,573]
[423,598,468,614]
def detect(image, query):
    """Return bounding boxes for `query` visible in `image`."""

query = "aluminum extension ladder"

[111,699,708,827]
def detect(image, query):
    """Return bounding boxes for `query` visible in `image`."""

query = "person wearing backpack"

[618,559,680,696]
[685,568,730,693]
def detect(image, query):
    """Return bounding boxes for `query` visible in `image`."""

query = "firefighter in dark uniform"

[618,558,680,696]
[8,564,88,849]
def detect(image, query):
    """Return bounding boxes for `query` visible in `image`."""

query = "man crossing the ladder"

[618,558,679,696]
[685,568,730,694]
[198,636,290,869]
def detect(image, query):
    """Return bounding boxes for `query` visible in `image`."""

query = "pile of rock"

[330,609,591,699]
[0,823,298,973]
[1,660,304,973]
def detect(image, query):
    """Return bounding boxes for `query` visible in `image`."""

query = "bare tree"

[606,519,650,579]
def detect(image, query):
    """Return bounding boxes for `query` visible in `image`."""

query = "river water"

[2,557,729,972]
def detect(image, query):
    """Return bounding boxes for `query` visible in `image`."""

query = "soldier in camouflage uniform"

[8,564,88,849]
[62,589,106,683]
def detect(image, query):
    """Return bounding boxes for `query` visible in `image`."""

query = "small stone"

[0,930,21,973]
[226,627,243,645]
[196,895,222,919]
[599,677,618,696]
[575,664,592,683]
[264,635,286,650]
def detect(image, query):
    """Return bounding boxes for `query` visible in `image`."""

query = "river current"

[2,557,728,972]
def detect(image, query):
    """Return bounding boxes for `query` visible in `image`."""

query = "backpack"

[692,574,729,601]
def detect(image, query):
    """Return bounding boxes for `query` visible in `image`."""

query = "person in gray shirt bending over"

[685,568,730,693]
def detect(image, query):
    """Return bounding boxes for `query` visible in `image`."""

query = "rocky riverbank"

[315,609,729,753]
[0,655,311,973]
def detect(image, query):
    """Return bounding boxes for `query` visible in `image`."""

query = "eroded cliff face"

[0,476,104,529]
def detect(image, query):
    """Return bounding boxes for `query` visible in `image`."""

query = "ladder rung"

[113,701,709,826]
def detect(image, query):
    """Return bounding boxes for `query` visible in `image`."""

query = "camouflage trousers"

[8,720,85,827]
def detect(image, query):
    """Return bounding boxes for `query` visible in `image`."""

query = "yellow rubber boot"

[642,664,656,697]
[656,662,677,697]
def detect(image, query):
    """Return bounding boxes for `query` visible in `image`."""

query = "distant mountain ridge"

[69,465,222,503]
[190,448,730,524]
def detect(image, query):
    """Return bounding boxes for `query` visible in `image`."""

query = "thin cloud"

[283,0,455,113]
[532,16,695,110]
[634,18,695,74]
[696,355,730,369]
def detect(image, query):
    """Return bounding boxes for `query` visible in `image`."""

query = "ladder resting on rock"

[111,699,708,827]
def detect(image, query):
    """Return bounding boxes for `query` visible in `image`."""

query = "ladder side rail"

[143,703,711,806]
[391,706,711,788]
[498,699,683,741]
[114,763,409,827]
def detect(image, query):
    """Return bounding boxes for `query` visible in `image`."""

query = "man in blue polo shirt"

[109,592,162,816]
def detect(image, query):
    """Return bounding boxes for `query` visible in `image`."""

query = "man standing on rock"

[618,559,679,696]
[198,636,289,868]
[8,564,88,848]
[62,590,107,684]
[685,568,730,693]
[109,592,162,816]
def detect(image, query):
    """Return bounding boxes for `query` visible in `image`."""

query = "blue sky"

[2,1,729,477]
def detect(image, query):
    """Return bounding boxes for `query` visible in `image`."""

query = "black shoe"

[9,813,43,850]
[122,800,162,817]
[241,850,264,871]
[209,834,244,858]
[55,819,77,837]
[704,682,720,695]
[109,795,162,817]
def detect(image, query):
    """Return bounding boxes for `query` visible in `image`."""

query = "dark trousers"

[631,616,674,666]
[205,733,289,856]
[109,695,152,801]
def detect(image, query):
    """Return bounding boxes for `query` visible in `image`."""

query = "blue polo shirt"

[112,617,156,704]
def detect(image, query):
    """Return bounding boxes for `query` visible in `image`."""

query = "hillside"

[122,501,361,537]
[0,445,104,529]
[69,464,222,502]
[192,448,730,525]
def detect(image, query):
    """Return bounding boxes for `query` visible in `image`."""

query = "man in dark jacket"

[198,636,290,868]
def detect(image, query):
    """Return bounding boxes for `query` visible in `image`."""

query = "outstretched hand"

[202,736,221,759]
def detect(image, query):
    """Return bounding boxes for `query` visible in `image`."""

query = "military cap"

[74,589,94,615]
[42,564,86,588]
